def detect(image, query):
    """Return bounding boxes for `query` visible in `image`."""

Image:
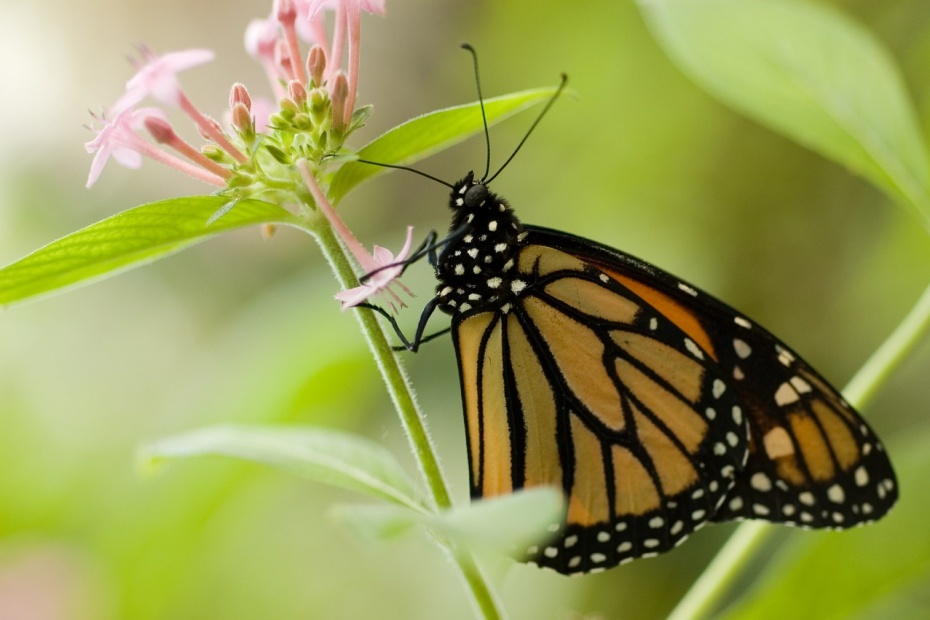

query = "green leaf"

[329,86,565,204]
[336,487,564,558]
[439,486,565,555]
[639,0,930,227]
[0,196,305,307]
[140,424,424,512]
[717,429,930,619]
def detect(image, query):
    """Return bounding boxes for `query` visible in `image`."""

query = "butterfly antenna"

[486,73,568,184]
[356,158,453,188]
[461,43,491,181]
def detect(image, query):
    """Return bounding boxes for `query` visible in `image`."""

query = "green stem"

[666,277,930,620]
[843,279,930,410]
[308,216,504,620]
[311,217,451,506]
[666,522,772,620]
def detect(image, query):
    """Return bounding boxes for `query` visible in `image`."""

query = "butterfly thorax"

[435,172,527,316]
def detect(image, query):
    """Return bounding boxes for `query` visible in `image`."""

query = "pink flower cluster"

[85,0,415,312]
[85,0,384,189]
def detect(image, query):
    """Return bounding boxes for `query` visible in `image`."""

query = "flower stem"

[666,277,930,620]
[306,209,505,620]
[311,216,452,509]
[842,279,930,410]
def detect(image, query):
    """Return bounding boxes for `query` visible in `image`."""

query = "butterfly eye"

[464,184,489,207]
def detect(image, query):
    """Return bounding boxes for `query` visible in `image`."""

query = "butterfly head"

[450,171,490,213]
[447,171,519,232]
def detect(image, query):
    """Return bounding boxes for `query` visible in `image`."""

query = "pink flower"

[293,0,329,43]
[111,48,215,114]
[334,226,415,310]
[314,1,384,131]
[245,17,279,61]
[306,0,385,19]
[297,159,414,312]
[84,107,168,187]
[85,106,227,188]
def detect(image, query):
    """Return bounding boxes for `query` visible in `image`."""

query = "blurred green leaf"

[639,0,930,226]
[141,425,424,512]
[336,487,564,559]
[329,87,565,204]
[718,429,930,619]
[333,504,424,543]
[440,486,565,556]
[0,196,305,306]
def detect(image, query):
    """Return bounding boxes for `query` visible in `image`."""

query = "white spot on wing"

[750,472,772,492]
[684,338,704,359]
[790,376,812,394]
[733,339,751,359]
[855,467,868,487]
[774,382,800,406]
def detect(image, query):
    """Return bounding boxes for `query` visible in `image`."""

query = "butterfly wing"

[452,241,750,575]
[525,225,898,531]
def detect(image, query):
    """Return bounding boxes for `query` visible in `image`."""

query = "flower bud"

[308,88,329,125]
[279,97,300,118]
[287,80,307,107]
[274,40,293,80]
[275,0,296,25]
[307,46,326,87]
[201,144,228,163]
[229,82,252,111]
[143,116,176,144]
[197,116,226,143]
[231,102,254,138]
[329,72,349,134]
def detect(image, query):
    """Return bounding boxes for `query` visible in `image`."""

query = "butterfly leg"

[356,297,441,352]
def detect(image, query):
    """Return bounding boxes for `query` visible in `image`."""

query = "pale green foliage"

[640,0,930,227]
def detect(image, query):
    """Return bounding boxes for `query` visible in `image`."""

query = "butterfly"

[358,49,898,575]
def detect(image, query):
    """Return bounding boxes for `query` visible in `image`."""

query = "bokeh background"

[2,1,930,618]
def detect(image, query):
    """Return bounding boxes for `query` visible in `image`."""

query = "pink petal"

[86,150,111,187]
[112,48,215,113]
[335,283,377,309]
[394,226,415,261]
[84,107,164,187]
[111,147,143,168]
[334,227,416,310]
[360,0,386,15]
[306,0,337,19]
[245,17,278,59]
[306,0,384,19]
[371,244,395,265]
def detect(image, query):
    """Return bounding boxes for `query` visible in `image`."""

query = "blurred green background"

[2,0,930,618]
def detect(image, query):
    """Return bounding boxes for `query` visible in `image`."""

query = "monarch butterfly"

[359,48,898,575]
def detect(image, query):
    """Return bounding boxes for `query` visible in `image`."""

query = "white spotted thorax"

[436,172,527,315]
